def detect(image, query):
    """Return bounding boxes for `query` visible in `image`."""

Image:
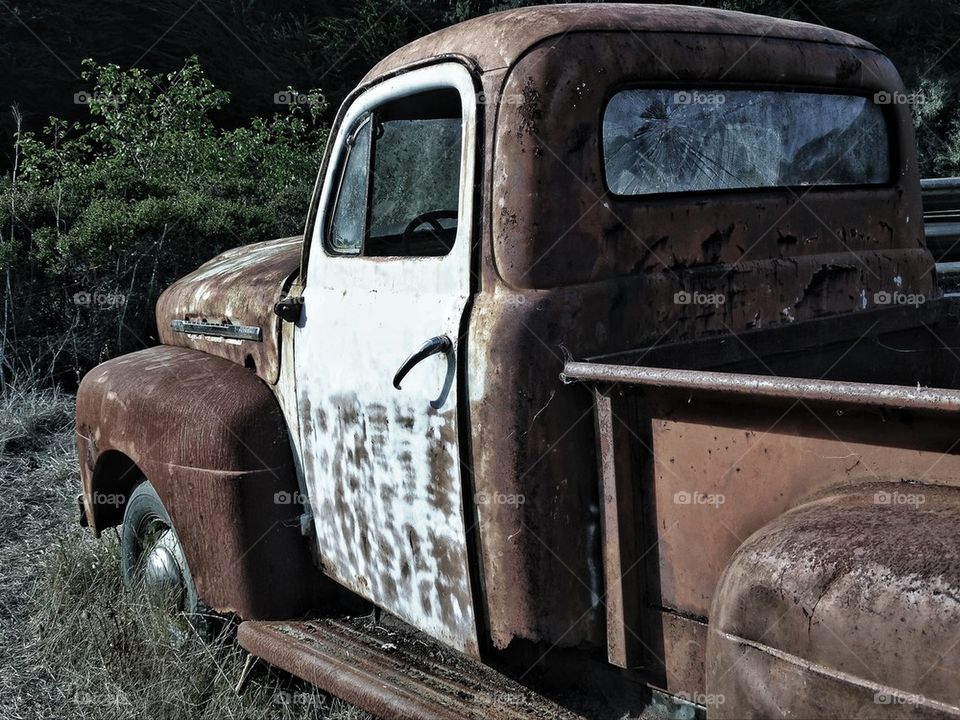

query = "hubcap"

[139,521,186,610]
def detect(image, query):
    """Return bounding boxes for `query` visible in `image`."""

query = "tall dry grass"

[0,379,369,720]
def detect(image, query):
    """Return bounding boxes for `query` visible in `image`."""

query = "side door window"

[326,88,462,258]
[328,115,372,254]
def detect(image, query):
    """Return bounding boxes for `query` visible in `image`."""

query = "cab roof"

[362,3,877,82]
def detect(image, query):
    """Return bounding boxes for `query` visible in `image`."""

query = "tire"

[121,480,212,639]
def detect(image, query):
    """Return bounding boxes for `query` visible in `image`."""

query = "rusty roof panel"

[363,3,876,82]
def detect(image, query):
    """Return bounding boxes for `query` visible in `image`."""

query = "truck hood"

[155,236,302,384]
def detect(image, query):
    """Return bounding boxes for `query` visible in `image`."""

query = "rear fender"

[707,485,960,718]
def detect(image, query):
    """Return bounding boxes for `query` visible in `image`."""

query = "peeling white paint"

[295,63,480,656]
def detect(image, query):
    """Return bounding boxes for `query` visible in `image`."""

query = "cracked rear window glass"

[602,89,890,196]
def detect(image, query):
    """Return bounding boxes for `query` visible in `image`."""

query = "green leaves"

[2,59,327,376]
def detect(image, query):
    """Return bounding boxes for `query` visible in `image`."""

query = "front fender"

[76,345,327,620]
[706,485,960,718]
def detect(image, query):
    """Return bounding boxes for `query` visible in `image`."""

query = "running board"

[238,616,588,720]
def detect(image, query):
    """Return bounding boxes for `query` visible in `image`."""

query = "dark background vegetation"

[2,0,960,385]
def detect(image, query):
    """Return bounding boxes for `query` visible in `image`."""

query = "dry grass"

[0,379,371,720]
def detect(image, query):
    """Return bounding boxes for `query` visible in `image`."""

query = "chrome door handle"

[393,335,453,390]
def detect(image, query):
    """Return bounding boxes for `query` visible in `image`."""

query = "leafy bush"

[0,58,326,384]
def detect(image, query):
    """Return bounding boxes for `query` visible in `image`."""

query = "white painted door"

[294,65,479,656]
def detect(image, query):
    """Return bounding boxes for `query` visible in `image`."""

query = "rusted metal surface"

[464,17,933,652]
[708,486,960,717]
[651,612,709,701]
[592,390,644,669]
[237,616,589,720]
[494,32,925,290]
[286,4,938,654]
[644,396,960,621]
[155,236,301,385]
[568,312,960,711]
[75,4,958,716]
[708,636,960,719]
[76,345,329,619]
[295,63,481,656]
[362,4,875,83]
[565,361,960,413]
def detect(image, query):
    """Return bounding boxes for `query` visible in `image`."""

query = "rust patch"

[75,345,331,619]
[711,486,960,710]
[518,77,543,137]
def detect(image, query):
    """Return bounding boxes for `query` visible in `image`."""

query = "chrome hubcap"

[140,522,186,610]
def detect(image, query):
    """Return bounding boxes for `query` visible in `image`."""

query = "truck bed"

[563,299,960,712]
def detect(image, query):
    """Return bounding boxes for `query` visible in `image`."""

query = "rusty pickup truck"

[76,4,960,719]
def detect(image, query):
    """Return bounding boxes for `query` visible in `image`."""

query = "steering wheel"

[401,210,458,254]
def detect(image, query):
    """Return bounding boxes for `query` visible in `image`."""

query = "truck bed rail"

[562,361,960,413]
[923,177,960,280]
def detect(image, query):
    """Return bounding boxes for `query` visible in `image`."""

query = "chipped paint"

[75,6,957,716]
[296,63,479,656]
[156,236,301,384]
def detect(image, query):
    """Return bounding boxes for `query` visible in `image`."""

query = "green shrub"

[0,58,327,383]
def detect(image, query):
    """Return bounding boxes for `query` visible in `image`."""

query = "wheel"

[121,480,211,638]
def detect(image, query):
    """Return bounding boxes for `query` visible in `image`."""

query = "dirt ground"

[0,382,370,720]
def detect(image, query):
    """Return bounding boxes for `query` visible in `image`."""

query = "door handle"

[393,335,453,390]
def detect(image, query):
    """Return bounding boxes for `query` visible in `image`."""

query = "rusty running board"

[238,617,588,720]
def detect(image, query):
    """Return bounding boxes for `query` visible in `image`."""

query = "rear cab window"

[602,89,891,196]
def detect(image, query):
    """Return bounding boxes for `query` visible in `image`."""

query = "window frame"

[598,83,899,201]
[311,63,477,267]
[326,113,373,255]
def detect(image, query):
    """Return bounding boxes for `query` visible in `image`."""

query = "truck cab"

[76,5,959,718]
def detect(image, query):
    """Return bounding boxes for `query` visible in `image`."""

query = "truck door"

[295,64,479,656]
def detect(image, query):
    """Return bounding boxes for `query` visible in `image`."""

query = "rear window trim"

[598,82,899,201]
